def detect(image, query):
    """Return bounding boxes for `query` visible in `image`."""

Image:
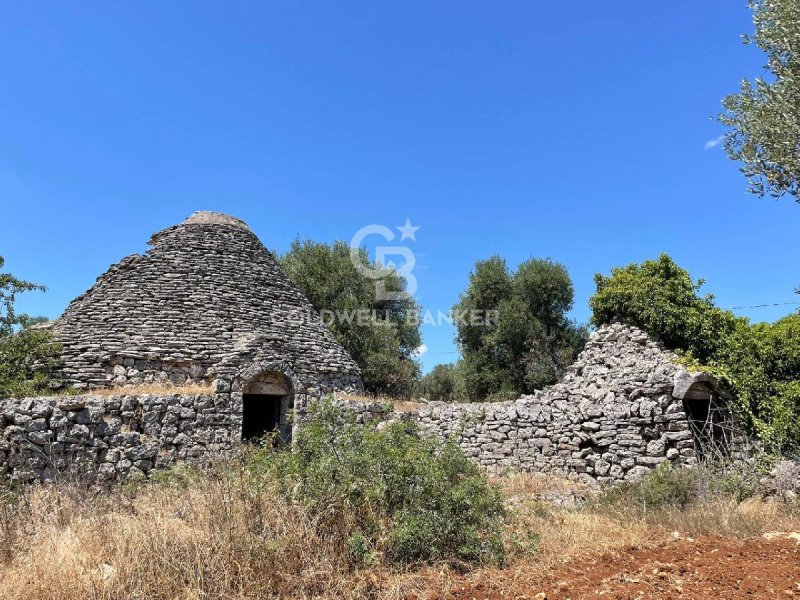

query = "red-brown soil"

[444,534,800,600]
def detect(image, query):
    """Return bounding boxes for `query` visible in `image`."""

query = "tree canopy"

[417,364,459,402]
[0,256,61,398]
[280,240,421,397]
[453,256,587,401]
[721,0,800,201]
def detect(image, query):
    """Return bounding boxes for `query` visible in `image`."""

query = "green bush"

[598,463,700,512]
[590,253,800,452]
[596,461,766,517]
[252,399,506,566]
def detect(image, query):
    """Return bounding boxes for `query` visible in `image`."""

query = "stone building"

[2,322,744,483]
[48,211,363,442]
[412,323,746,483]
[2,217,746,483]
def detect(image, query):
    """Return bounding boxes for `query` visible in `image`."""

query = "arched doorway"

[682,381,732,459]
[241,371,293,445]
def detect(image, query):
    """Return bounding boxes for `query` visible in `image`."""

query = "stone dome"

[52,212,362,394]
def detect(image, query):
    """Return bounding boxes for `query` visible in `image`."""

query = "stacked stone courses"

[49,211,362,396]
[0,324,741,483]
[414,323,743,483]
[2,208,741,484]
[0,393,236,482]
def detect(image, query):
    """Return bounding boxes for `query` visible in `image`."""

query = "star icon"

[397,218,420,241]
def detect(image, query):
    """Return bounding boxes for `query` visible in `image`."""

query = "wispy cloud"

[412,344,428,358]
[704,135,725,150]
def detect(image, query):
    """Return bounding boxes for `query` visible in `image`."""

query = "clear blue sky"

[1,1,798,373]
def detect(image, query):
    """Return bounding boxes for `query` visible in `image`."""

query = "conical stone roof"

[52,211,362,391]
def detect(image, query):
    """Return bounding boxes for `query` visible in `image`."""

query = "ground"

[442,534,800,599]
[1,467,799,600]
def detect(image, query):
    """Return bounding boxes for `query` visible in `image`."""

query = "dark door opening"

[242,394,283,442]
[684,394,731,459]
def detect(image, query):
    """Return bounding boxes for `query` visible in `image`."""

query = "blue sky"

[1,1,798,373]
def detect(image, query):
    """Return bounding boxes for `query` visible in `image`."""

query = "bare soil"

[442,534,800,600]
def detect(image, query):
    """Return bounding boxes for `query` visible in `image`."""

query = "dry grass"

[0,463,798,600]
[623,495,800,539]
[0,465,392,600]
[81,382,214,398]
[494,471,594,498]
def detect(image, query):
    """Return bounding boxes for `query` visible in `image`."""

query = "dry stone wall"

[0,393,236,483]
[1,324,741,485]
[414,323,741,483]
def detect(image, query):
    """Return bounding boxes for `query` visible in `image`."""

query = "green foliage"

[720,0,800,201]
[591,254,800,451]
[597,461,767,517]
[280,240,421,397]
[0,257,60,399]
[590,254,735,362]
[417,363,460,401]
[148,464,194,490]
[253,399,506,566]
[714,472,761,503]
[598,463,700,512]
[453,256,588,401]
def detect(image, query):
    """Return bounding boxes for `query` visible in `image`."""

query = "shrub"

[590,253,740,362]
[598,463,700,513]
[253,399,506,566]
[596,461,770,520]
[0,256,61,398]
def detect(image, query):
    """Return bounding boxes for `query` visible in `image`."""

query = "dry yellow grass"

[0,464,798,600]
[80,382,214,397]
[0,466,380,600]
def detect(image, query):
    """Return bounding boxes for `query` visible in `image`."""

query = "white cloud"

[412,344,428,358]
[704,135,725,150]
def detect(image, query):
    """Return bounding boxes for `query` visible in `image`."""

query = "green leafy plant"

[417,363,459,401]
[0,257,61,398]
[720,0,800,201]
[251,399,506,566]
[453,256,588,401]
[281,240,421,397]
[597,463,701,513]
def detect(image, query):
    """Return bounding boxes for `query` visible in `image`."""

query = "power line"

[421,301,800,356]
[727,300,800,310]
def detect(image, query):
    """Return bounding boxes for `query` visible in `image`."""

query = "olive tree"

[453,256,587,401]
[281,240,421,397]
[721,0,800,201]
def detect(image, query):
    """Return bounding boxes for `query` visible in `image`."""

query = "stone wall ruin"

[412,324,746,483]
[0,324,746,484]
